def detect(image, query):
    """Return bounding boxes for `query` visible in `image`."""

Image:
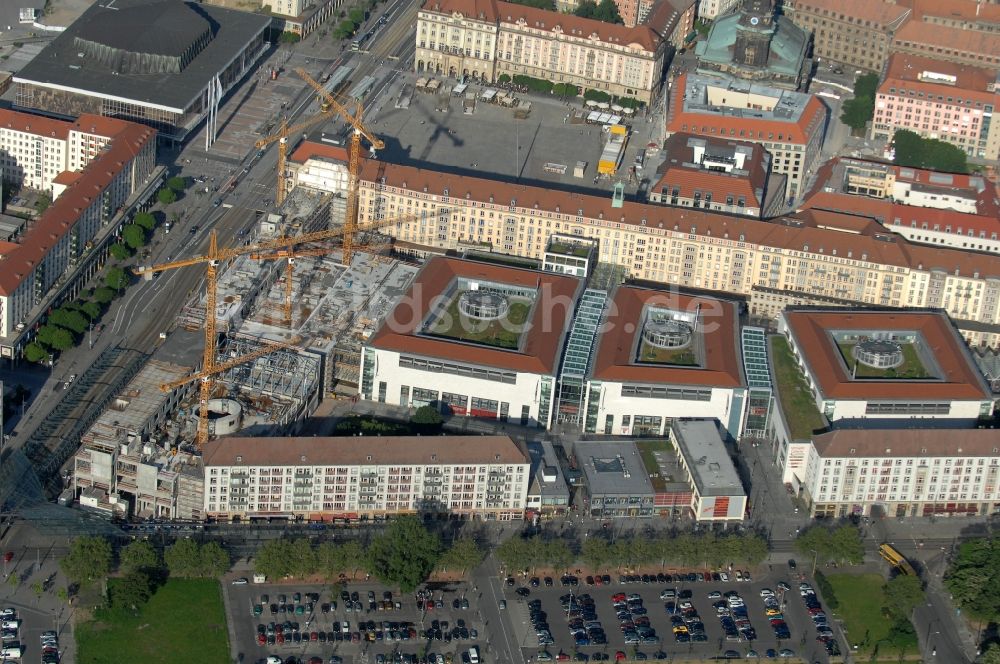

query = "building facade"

[354,156,1000,348]
[871,54,1000,161]
[649,132,784,218]
[415,0,668,104]
[782,429,1000,518]
[665,74,828,199]
[784,0,910,73]
[0,115,157,343]
[202,435,531,521]
[670,419,747,522]
[360,257,582,429]
[778,309,994,426]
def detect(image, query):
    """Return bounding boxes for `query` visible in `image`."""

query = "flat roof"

[526,440,571,501]
[203,435,529,467]
[781,308,991,401]
[671,419,744,496]
[575,440,655,497]
[368,256,582,375]
[812,428,1000,458]
[589,285,744,387]
[14,0,270,112]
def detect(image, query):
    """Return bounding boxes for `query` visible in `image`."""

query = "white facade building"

[782,429,1000,519]
[778,309,993,427]
[202,435,531,521]
[670,419,747,522]
[583,286,749,439]
[361,257,581,429]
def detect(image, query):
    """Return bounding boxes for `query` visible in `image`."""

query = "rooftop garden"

[770,336,826,441]
[636,439,674,493]
[637,340,698,366]
[548,241,592,258]
[836,341,931,379]
[425,294,532,350]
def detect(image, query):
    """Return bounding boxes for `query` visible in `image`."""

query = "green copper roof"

[696,12,809,80]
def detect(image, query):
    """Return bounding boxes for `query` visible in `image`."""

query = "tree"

[366,516,441,592]
[23,342,49,364]
[595,0,623,23]
[582,537,608,572]
[79,300,102,321]
[36,324,74,351]
[164,539,203,578]
[49,308,88,335]
[278,30,301,43]
[122,224,146,250]
[981,643,1000,664]
[411,405,443,432]
[157,187,177,205]
[133,211,156,231]
[333,19,357,39]
[60,536,112,589]
[106,266,129,291]
[287,538,318,579]
[109,243,132,260]
[497,537,534,574]
[583,89,612,103]
[892,129,968,173]
[945,536,1000,622]
[255,538,297,581]
[119,539,161,575]
[883,574,924,620]
[840,95,875,132]
[34,195,52,215]
[93,287,116,304]
[828,524,864,565]
[544,539,574,573]
[794,525,833,565]
[437,538,484,574]
[199,542,230,578]
[110,571,153,614]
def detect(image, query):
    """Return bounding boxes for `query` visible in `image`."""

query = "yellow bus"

[879,543,916,576]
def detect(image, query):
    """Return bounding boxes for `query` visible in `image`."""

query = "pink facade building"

[871,53,1000,161]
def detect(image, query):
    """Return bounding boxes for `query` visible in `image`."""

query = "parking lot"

[497,568,837,662]
[227,580,487,664]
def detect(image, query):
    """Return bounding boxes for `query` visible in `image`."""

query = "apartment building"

[801,158,1000,255]
[202,435,531,521]
[778,308,994,426]
[782,429,1000,518]
[649,132,785,219]
[582,285,750,439]
[0,115,157,342]
[665,74,827,199]
[354,154,1000,347]
[415,0,671,104]
[889,0,1000,70]
[71,360,203,520]
[360,257,582,429]
[784,0,909,73]
[871,54,1000,161]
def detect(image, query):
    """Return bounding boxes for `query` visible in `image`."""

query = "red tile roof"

[788,0,911,26]
[421,0,500,21]
[355,153,1000,280]
[892,21,1000,61]
[496,0,660,50]
[782,309,991,400]
[0,113,156,296]
[0,109,71,139]
[52,171,82,186]
[288,142,349,164]
[652,133,768,209]
[812,428,1000,457]
[590,286,744,387]
[896,0,1000,23]
[666,74,828,145]
[203,435,529,467]
[368,256,582,375]
[880,53,998,102]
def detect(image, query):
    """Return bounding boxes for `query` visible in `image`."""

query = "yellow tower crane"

[254,111,335,206]
[136,212,419,448]
[294,67,384,266]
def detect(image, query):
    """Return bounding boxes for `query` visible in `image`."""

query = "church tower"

[732,0,775,68]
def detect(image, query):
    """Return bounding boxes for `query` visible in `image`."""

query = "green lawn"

[637,340,698,366]
[428,296,531,349]
[636,439,673,491]
[837,341,931,379]
[770,336,825,440]
[77,579,230,664]
[825,573,916,658]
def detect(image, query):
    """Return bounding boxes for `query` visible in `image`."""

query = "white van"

[468,646,480,664]
[1,645,22,658]
[0,620,18,630]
